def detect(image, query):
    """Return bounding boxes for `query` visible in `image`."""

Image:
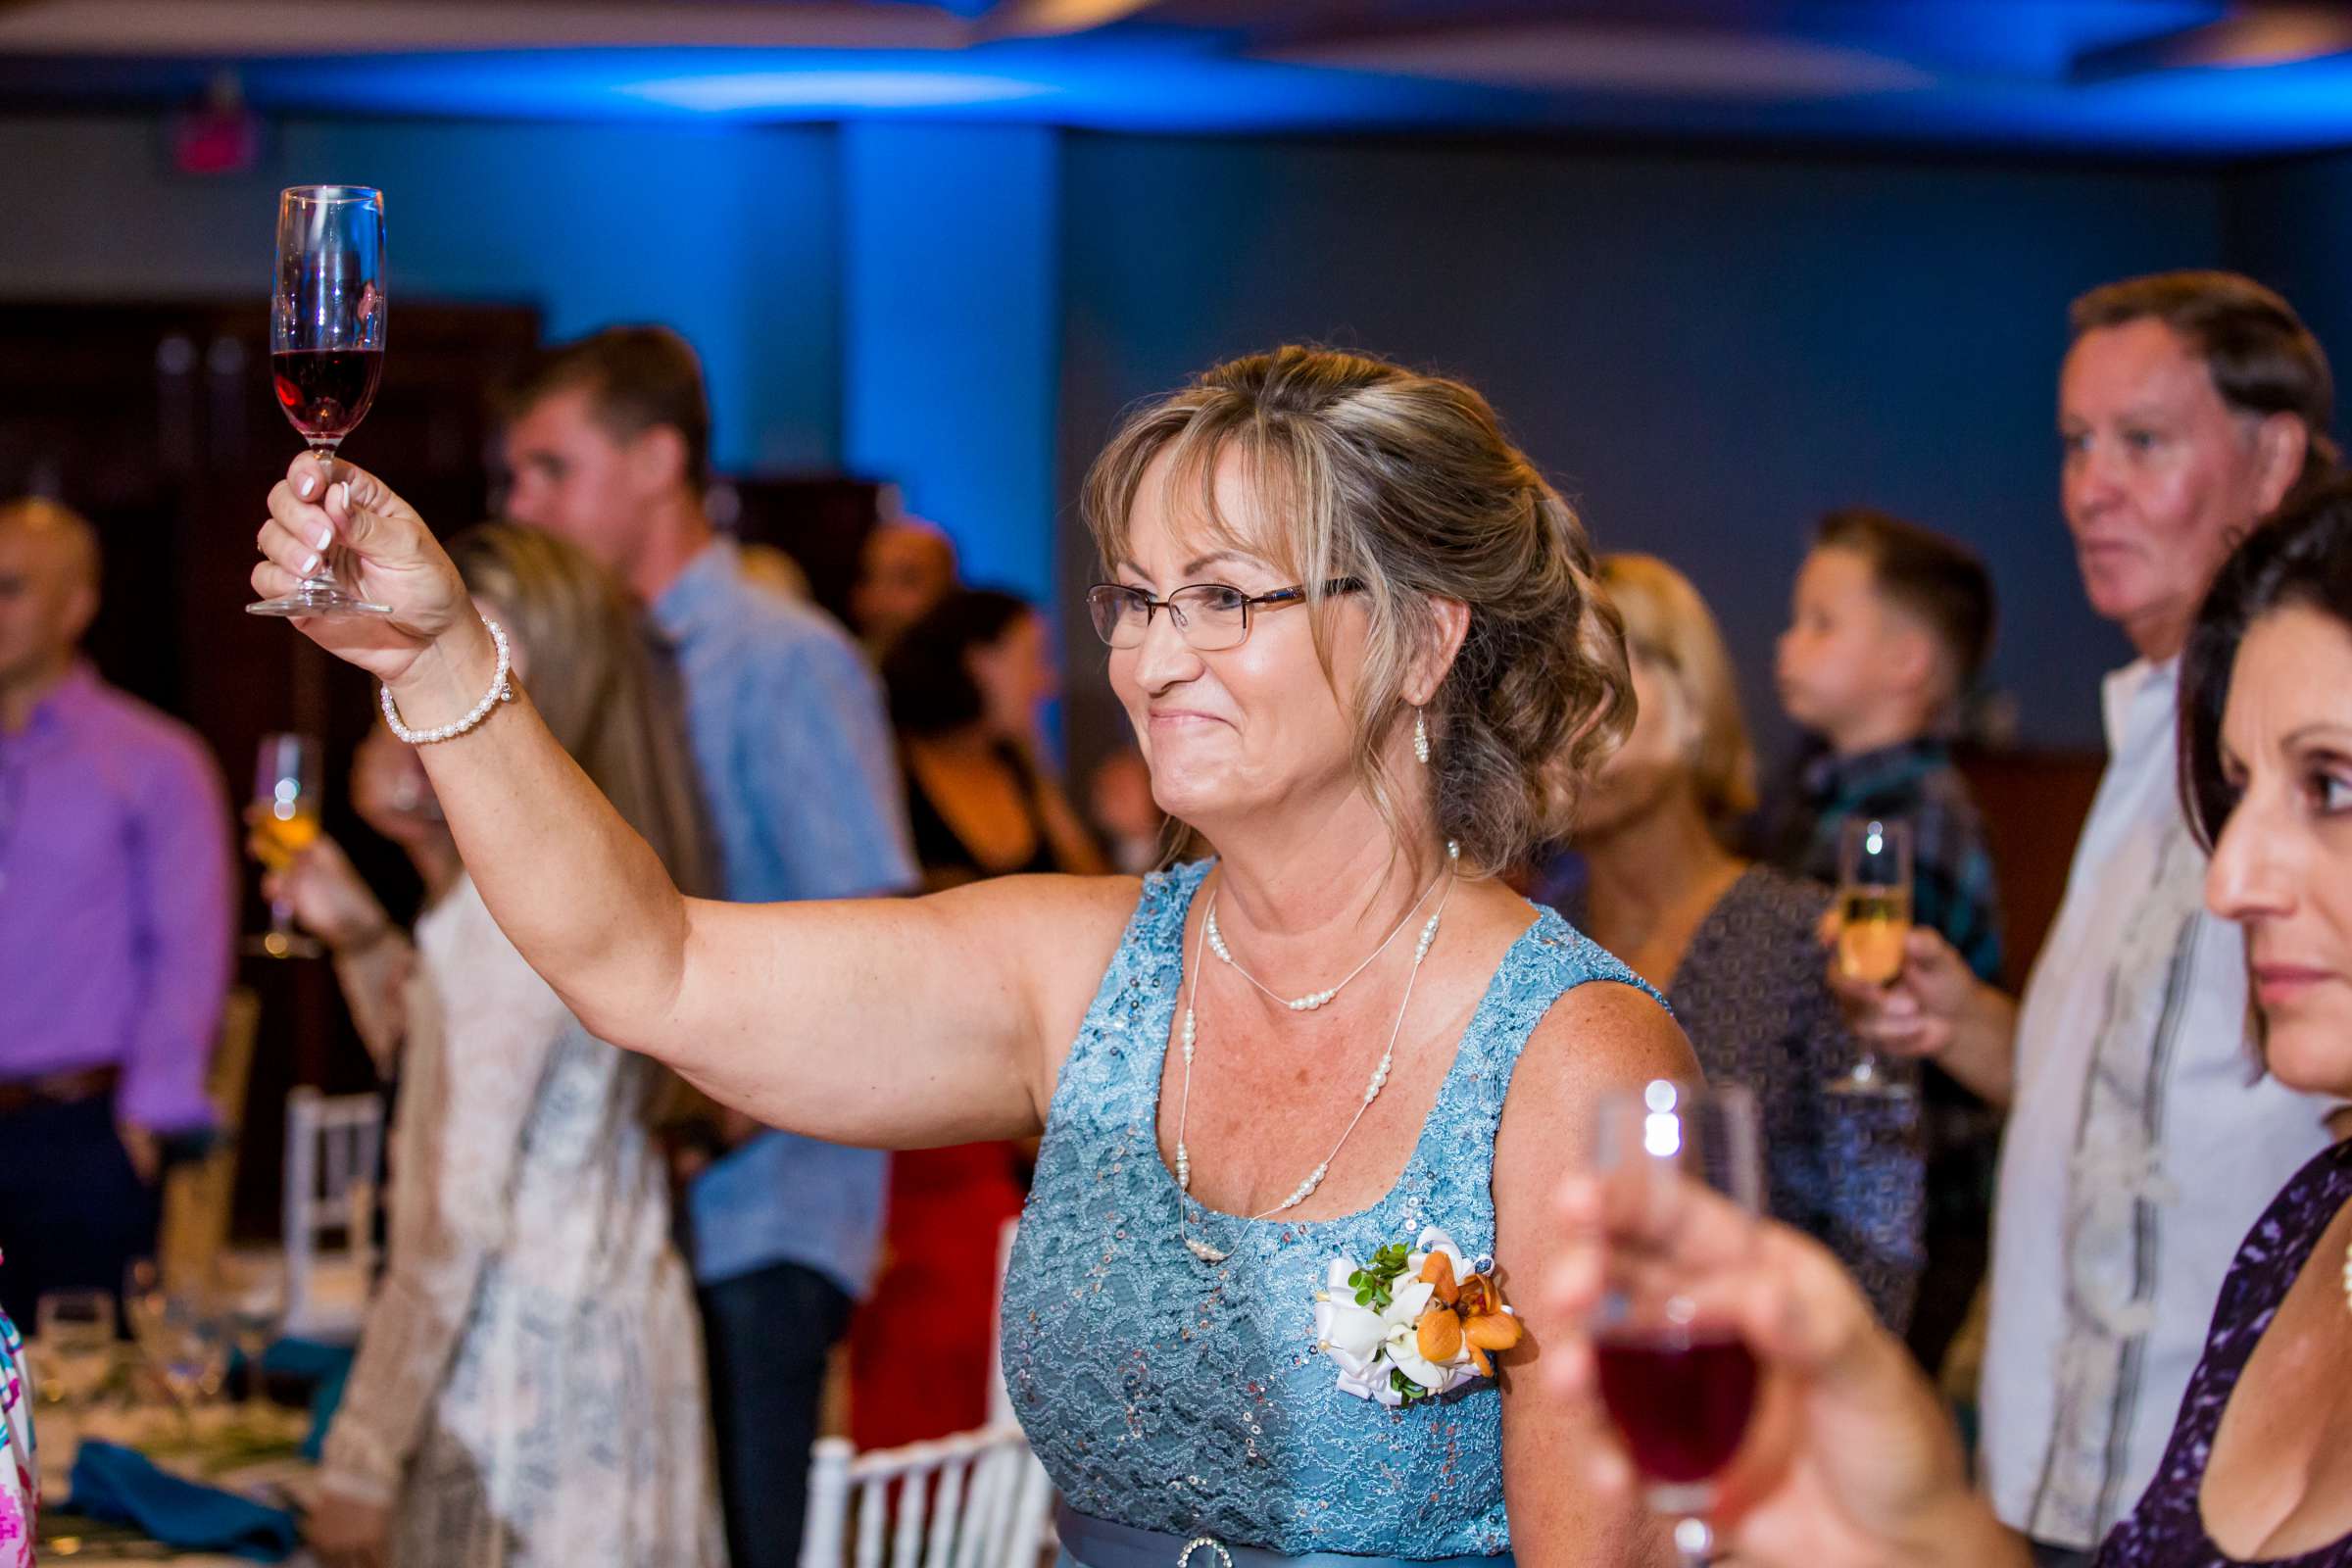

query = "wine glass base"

[247,585,391,618]
[241,931,324,960]
[1824,1070,1917,1101]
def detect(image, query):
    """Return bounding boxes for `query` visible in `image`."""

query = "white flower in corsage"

[1313,1227,1524,1407]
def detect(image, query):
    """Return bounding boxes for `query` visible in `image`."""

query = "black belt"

[0,1065,118,1116]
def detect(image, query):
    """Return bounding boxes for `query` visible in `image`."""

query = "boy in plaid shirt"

[1762,506,2001,1376]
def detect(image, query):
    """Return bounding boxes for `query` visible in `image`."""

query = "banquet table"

[24,1338,321,1565]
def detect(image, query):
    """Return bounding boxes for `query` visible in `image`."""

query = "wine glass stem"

[304,444,343,589]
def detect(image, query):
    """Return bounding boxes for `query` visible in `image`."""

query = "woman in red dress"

[853,590,1105,1447]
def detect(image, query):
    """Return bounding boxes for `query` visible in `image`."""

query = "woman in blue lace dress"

[1545,478,2352,1568]
[249,345,1698,1567]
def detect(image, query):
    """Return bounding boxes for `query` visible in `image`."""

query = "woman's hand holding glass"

[1545,1161,2028,1568]
[253,453,487,704]
[247,825,394,956]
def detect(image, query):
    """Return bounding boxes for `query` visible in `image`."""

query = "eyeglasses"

[1085,578,1365,651]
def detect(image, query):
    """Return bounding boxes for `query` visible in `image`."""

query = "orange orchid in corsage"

[1313,1228,1524,1406]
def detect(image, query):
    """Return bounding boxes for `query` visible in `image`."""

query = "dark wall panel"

[1055,134,2230,776]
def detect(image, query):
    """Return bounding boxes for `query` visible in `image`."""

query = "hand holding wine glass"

[252,826,395,956]
[253,452,486,694]
[1547,1140,2027,1568]
[1824,919,1980,1061]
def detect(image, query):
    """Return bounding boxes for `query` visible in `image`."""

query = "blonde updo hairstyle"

[1595,553,1758,828]
[1082,346,1633,873]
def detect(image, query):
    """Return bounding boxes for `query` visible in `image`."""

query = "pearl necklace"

[1174,852,1459,1265]
[1205,842,1455,1010]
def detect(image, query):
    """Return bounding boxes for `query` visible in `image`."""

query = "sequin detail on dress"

[0,1285,35,1568]
[1000,861,1654,1558]
[2095,1139,2352,1566]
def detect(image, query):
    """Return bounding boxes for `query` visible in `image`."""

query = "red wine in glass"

[1588,1082,1766,1565]
[1593,1331,1760,1488]
[249,184,391,618]
[271,348,383,446]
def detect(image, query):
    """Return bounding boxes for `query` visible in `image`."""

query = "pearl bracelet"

[379,617,514,745]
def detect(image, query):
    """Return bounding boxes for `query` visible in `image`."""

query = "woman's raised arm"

[254,452,1133,1148]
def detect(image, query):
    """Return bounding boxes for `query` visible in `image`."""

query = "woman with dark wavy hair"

[252,345,1701,1566]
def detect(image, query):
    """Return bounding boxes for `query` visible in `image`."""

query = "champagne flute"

[1588,1082,1765,1566]
[1829,816,1917,1100]
[245,732,324,959]
[249,183,390,617]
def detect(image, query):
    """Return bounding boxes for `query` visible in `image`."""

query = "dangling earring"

[1412,708,1431,766]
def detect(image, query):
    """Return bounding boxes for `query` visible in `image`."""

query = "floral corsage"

[1313,1227,1523,1406]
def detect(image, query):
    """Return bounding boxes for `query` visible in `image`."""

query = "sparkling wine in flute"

[1837,886,1912,985]
[249,805,323,872]
[245,733,324,959]
[1829,817,1916,1099]
[249,183,390,618]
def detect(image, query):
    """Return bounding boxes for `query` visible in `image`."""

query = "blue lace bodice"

[1000,861,1649,1558]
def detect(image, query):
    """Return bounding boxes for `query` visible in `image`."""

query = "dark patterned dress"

[1661,866,1926,1327]
[2096,1139,2352,1567]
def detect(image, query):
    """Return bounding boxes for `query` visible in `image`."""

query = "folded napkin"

[260,1337,356,1463]
[68,1440,301,1562]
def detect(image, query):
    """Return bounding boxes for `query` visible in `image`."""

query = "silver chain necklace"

[1174,853,1459,1264]
[1204,842,1455,1010]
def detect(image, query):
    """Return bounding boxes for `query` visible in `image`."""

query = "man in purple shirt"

[0,499,234,1323]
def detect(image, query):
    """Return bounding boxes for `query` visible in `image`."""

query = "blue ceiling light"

[614,68,1054,113]
[9,0,2352,157]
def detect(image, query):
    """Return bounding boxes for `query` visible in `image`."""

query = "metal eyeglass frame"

[1085,576,1366,649]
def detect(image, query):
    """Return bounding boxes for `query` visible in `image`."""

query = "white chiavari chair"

[801,1425,1052,1568]
[280,1087,383,1344]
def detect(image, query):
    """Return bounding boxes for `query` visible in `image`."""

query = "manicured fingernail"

[314,527,333,553]
[334,482,351,511]
[296,473,317,499]
[300,551,321,575]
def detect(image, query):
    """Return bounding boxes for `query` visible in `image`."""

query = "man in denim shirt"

[503,326,915,1568]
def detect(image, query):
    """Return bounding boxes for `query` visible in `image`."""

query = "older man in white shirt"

[1842,270,2341,1565]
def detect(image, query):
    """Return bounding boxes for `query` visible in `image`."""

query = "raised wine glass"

[1588,1082,1765,1567]
[244,732,324,959]
[1828,816,1917,1100]
[249,183,389,617]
